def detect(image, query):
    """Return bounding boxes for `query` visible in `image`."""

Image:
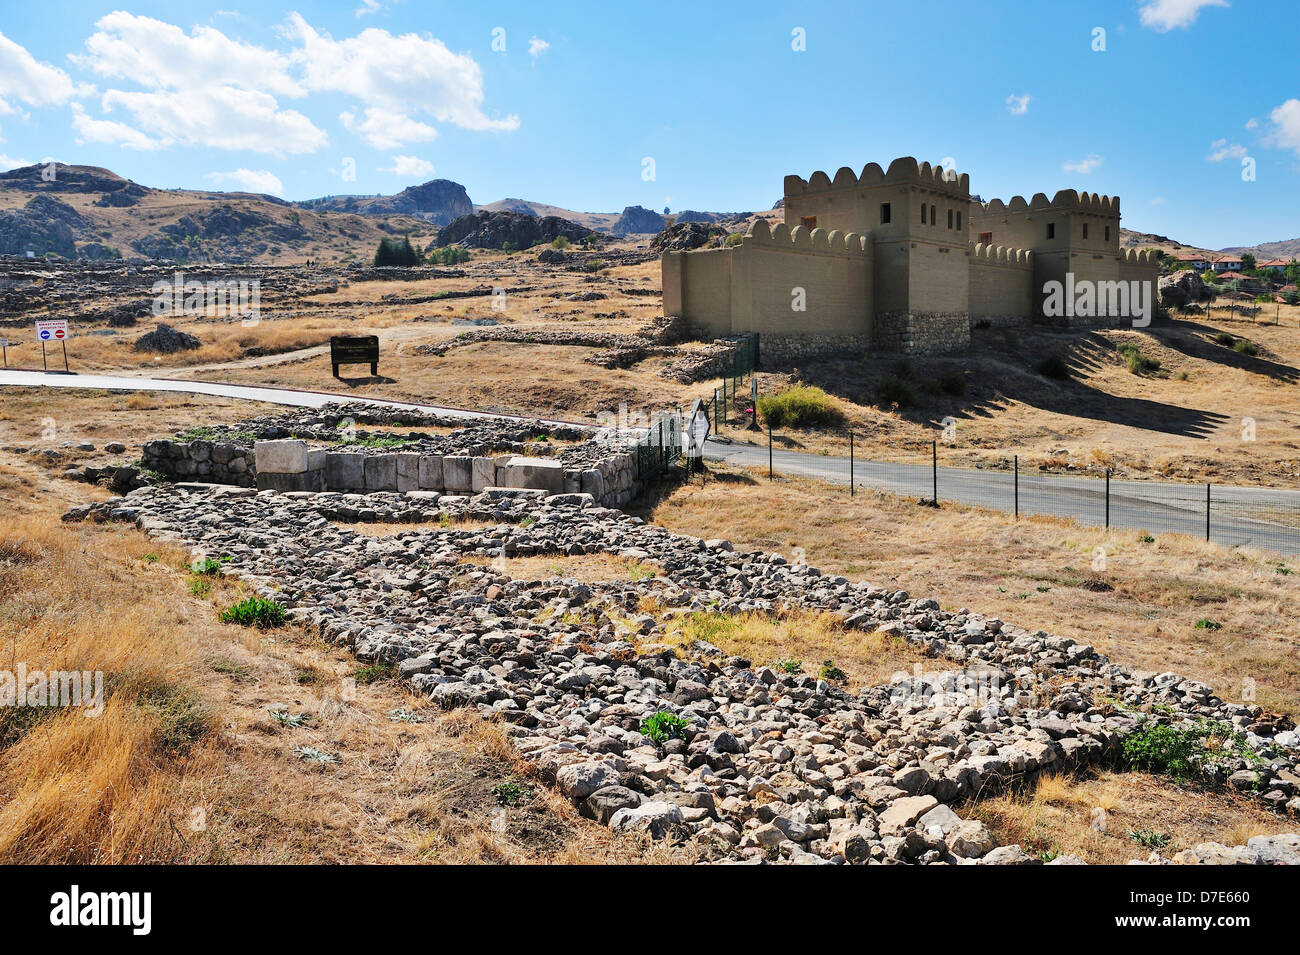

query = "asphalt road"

[704,438,1300,556]
[4,367,1297,556]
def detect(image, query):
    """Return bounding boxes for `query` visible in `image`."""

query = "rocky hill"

[300,179,472,225]
[434,210,594,250]
[0,163,436,265]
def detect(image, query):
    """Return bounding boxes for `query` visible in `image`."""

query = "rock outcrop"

[435,211,592,250]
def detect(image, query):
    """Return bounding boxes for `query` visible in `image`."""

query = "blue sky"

[0,0,1295,249]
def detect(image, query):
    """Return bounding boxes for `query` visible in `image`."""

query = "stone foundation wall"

[873,310,971,355]
[759,334,870,366]
[141,439,254,486]
[251,440,643,509]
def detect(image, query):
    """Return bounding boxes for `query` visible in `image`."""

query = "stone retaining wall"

[141,439,254,486]
[253,439,642,508]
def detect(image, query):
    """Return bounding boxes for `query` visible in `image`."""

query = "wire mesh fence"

[738,429,1300,556]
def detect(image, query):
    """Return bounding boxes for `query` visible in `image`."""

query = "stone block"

[498,455,566,494]
[363,454,398,491]
[396,452,420,492]
[325,452,365,490]
[443,456,473,493]
[254,439,309,474]
[256,468,325,493]
[418,454,443,490]
[471,456,497,492]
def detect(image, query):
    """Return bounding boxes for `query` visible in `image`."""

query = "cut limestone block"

[418,454,443,491]
[325,452,364,490]
[471,457,497,492]
[498,456,565,494]
[256,469,325,493]
[254,439,309,473]
[443,456,473,493]
[396,453,420,492]
[363,454,398,491]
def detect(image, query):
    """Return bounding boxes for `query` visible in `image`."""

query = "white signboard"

[35,319,69,342]
[684,398,711,457]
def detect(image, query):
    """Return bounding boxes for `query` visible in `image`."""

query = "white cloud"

[0,30,91,115]
[1138,0,1228,32]
[1005,93,1030,116]
[341,107,437,149]
[1063,154,1104,174]
[74,12,302,96]
[205,168,284,195]
[356,0,384,17]
[1207,138,1248,161]
[529,37,550,61]
[1245,117,1259,130]
[99,87,327,155]
[69,102,160,150]
[1264,99,1300,157]
[286,13,519,143]
[0,153,33,171]
[380,155,435,178]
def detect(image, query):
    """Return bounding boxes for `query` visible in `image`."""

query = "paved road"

[5,367,1297,555]
[704,438,1300,556]
[0,369,588,430]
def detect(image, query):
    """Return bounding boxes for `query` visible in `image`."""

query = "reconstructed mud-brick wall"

[969,243,1034,322]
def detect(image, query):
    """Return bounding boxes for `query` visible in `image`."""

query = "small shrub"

[935,370,966,397]
[1117,343,1162,375]
[757,385,845,428]
[723,232,744,247]
[1232,338,1259,357]
[774,657,803,674]
[1139,533,1155,543]
[354,660,397,684]
[1121,718,1260,781]
[1213,331,1236,347]
[1035,354,1070,379]
[875,375,916,408]
[492,780,534,806]
[817,660,846,682]
[271,710,310,727]
[639,711,691,745]
[550,236,570,250]
[219,596,286,628]
[1128,829,1171,849]
[191,556,231,576]
[293,746,338,764]
[1194,618,1222,630]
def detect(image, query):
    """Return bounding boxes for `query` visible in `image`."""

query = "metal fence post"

[768,423,773,480]
[849,430,854,497]
[1206,483,1211,541]
[932,441,937,503]
[1105,469,1111,528]
[1014,455,1019,518]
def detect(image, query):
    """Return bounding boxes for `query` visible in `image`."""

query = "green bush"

[1036,354,1071,379]
[1232,338,1259,357]
[1117,343,1162,375]
[639,711,691,745]
[426,245,470,265]
[550,236,571,250]
[219,596,286,628]
[875,375,916,407]
[1121,718,1260,781]
[723,232,745,247]
[1213,331,1236,347]
[757,385,844,428]
[935,370,966,397]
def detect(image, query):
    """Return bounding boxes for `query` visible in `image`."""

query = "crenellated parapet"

[977,190,1119,217]
[1120,248,1158,267]
[784,156,970,199]
[969,242,1033,268]
[745,219,871,255]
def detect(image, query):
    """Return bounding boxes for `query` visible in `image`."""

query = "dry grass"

[67,319,353,370]
[642,467,1300,716]
[658,608,934,692]
[965,769,1285,864]
[0,447,674,864]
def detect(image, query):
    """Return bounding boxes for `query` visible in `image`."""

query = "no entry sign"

[35,319,68,341]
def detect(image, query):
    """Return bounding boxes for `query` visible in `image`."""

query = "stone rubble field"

[65,482,1300,865]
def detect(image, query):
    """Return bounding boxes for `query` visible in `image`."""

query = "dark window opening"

[956,211,962,231]
[1082,223,1088,239]
[880,202,891,224]
[920,203,927,224]
[1105,225,1111,241]
[947,208,954,229]
[1047,222,1056,240]
[800,216,817,230]
[979,231,992,244]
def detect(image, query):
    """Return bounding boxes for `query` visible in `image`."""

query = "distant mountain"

[476,198,620,233]
[301,179,472,225]
[1221,238,1300,260]
[0,163,436,264]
